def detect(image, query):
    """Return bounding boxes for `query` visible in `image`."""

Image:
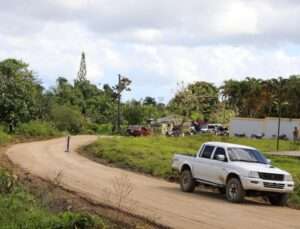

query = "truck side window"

[213,147,227,161]
[201,145,215,159]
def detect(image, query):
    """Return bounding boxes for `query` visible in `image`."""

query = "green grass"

[16,121,61,137]
[268,156,300,206]
[82,135,300,207]
[0,169,114,229]
[0,129,12,145]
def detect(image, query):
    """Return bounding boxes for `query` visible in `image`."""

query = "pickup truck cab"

[172,142,294,205]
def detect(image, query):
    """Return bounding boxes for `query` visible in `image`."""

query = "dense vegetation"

[0,58,170,135]
[82,135,300,207]
[0,128,12,145]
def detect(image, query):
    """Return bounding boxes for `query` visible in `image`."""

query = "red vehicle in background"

[127,125,151,137]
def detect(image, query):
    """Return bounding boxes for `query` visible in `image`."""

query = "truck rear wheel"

[180,170,195,192]
[226,177,245,203]
[268,193,288,206]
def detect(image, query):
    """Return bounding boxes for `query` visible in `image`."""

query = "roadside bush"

[0,128,12,144]
[0,168,112,228]
[51,212,96,228]
[16,121,60,137]
[51,105,86,134]
[95,123,112,134]
[288,175,300,206]
[81,123,113,135]
[0,170,15,194]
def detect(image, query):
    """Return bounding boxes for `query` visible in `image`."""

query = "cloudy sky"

[1,0,300,102]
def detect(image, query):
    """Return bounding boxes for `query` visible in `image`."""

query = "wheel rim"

[182,172,190,186]
[229,183,238,200]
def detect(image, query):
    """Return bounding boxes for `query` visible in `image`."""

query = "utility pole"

[276,102,281,151]
[275,77,288,151]
[117,74,121,133]
[114,74,131,134]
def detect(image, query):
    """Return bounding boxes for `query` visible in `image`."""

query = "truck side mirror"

[216,154,226,162]
[266,159,272,164]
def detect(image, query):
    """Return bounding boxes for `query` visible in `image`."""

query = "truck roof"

[204,141,256,150]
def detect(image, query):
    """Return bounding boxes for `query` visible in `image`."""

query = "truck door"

[209,147,228,185]
[193,145,215,182]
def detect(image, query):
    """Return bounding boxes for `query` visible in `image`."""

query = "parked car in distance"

[201,123,222,134]
[215,126,229,136]
[251,133,265,139]
[172,142,294,205]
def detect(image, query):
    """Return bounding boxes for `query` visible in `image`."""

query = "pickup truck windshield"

[228,147,267,164]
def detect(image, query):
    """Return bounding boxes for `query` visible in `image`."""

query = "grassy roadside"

[81,135,300,207]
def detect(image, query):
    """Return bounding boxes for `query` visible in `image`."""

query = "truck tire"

[226,177,245,203]
[268,193,288,206]
[180,170,196,192]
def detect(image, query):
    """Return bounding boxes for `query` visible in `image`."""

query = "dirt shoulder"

[5,136,300,229]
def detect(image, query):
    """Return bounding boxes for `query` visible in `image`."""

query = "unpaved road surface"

[6,136,300,229]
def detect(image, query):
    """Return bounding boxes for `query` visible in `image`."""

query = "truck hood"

[231,162,289,175]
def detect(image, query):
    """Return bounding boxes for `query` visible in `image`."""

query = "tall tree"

[222,77,292,118]
[169,81,218,120]
[143,97,157,106]
[0,59,43,131]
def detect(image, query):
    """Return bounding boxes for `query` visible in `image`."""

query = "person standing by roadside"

[293,126,299,142]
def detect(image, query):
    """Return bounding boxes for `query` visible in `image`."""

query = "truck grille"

[258,172,284,181]
[263,182,285,189]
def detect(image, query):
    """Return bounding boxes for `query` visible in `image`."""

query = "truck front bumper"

[241,177,294,193]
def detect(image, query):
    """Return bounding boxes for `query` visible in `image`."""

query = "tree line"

[0,58,167,134]
[1,58,300,135]
[222,76,300,119]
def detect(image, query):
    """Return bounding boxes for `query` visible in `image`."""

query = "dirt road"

[6,136,300,229]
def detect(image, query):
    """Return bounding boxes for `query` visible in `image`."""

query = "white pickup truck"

[172,142,294,205]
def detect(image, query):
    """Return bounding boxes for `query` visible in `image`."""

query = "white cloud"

[216,1,258,36]
[1,0,300,101]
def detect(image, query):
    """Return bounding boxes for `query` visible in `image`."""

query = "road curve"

[6,136,300,229]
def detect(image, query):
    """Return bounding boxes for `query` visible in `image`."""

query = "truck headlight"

[285,174,293,182]
[248,171,259,178]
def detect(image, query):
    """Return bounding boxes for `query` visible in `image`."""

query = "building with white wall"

[229,117,300,140]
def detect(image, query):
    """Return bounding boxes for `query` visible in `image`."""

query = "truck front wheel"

[268,193,288,206]
[226,177,245,203]
[180,170,196,192]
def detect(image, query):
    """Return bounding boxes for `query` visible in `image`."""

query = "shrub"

[0,129,12,144]
[95,123,112,134]
[51,105,86,134]
[0,168,112,228]
[16,121,60,137]
[289,176,300,206]
[51,212,96,228]
[0,170,15,194]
